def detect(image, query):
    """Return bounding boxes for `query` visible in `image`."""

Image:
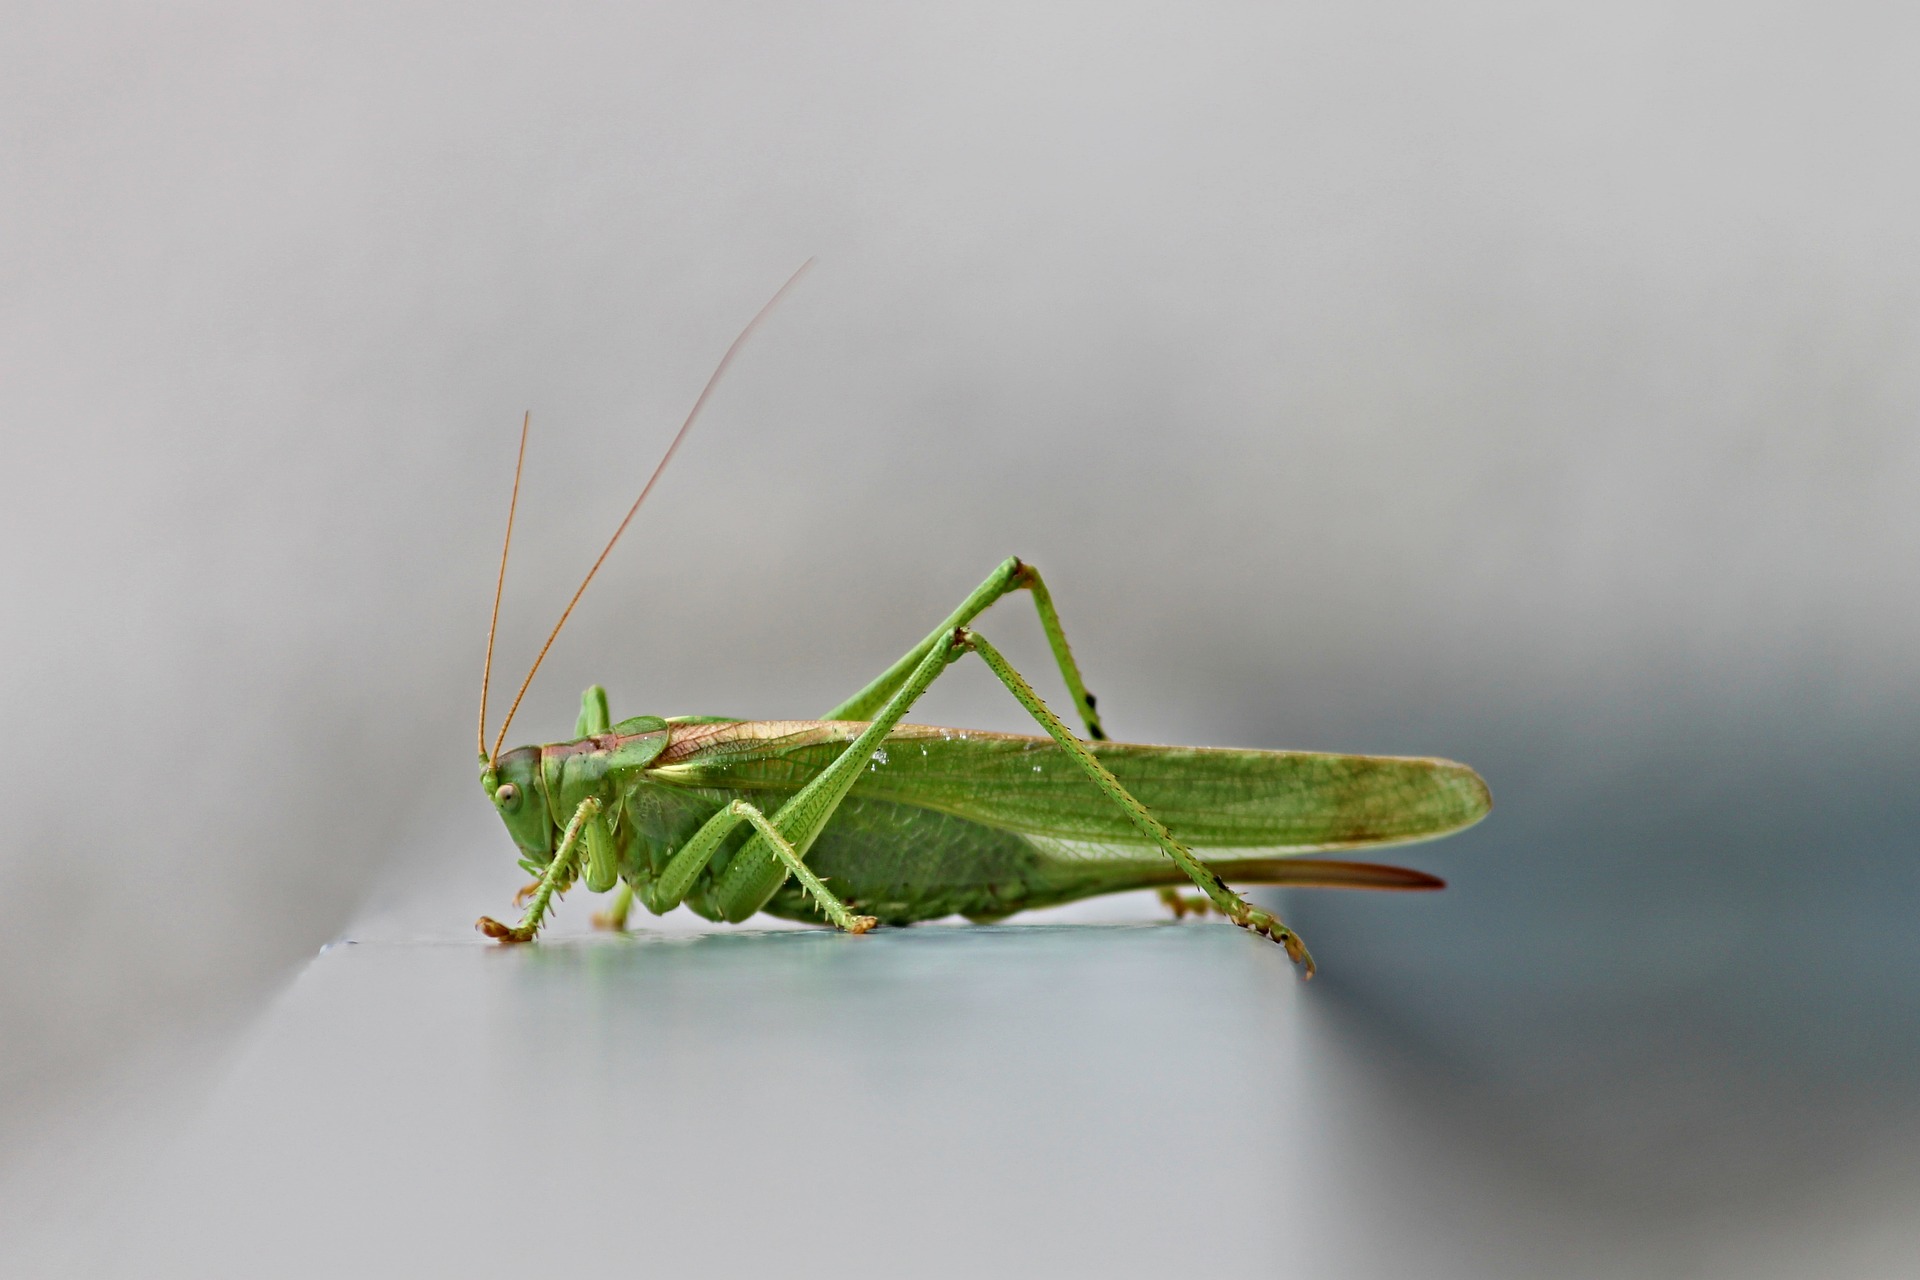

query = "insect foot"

[846,915,879,935]
[1156,887,1214,920]
[475,916,535,945]
[1233,907,1316,978]
[511,881,541,907]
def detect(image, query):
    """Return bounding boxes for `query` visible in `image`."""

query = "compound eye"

[495,783,520,810]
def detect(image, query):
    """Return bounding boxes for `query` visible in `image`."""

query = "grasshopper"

[475,267,1490,976]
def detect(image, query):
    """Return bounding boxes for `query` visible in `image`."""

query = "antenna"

[479,411,531,765]
[489,259,815,762]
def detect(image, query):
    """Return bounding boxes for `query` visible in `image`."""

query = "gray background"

[3,1,1918,1271]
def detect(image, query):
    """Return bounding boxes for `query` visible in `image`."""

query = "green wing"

[650,719,1490,855]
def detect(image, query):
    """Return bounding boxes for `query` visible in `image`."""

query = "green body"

[492,712,1488,927]
[475,283,1487,970]
[480,556,1492,972]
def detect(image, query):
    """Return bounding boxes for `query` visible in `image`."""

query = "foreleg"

[478,796,602,944]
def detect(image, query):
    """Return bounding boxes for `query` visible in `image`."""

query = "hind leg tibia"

[959,628,1314,977]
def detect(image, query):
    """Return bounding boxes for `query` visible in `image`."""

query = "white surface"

[126,926,1326,1278]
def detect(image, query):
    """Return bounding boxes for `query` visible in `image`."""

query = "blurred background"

[2,1,1917,1272]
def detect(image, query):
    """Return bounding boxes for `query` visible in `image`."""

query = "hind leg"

[823,557,1106,739]
[959,628,1313,975]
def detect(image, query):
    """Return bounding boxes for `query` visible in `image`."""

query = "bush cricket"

[475,265,1491,976]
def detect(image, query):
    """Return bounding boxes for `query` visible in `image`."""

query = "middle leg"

[591,880,636,931]
[638,798,876,933]
[1157,887,1215,920]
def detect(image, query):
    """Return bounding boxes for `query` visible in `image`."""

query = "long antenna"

[490,259,815,762]
[479,411,531,765]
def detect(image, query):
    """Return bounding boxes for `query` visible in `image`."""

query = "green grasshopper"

[474,267,1490,976]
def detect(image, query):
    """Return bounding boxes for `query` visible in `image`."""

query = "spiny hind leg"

[959,628,1314,975]
[823,557,1105,739]
[478,797,601,944]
